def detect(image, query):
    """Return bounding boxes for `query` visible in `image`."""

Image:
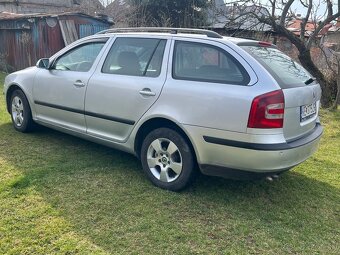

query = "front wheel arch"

[9,88,35,132]
[6,84,23,113]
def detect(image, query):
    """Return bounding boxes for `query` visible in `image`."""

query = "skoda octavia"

[4,28,323,191]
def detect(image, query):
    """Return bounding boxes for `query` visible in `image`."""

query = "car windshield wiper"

[304,77,315,85]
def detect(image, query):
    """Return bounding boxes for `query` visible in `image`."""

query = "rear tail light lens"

[248,90,285,128]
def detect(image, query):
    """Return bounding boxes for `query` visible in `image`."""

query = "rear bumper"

[200,165,289,180]
[193,123,323,178]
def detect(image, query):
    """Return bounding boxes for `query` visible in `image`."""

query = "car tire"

[140,128,195,191]
[10,90,35,133]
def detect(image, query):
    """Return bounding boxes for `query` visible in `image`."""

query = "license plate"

[300,102,316,122]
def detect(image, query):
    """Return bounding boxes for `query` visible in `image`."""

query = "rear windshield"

[240,46,312,88]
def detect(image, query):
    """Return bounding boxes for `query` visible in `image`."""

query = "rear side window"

[173,41,250,85]
[241,46,312,88]
[102,38,166,77]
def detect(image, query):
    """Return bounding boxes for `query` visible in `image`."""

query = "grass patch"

[0,72,339,254]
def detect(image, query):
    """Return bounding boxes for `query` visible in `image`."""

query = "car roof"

[84,29,261,46]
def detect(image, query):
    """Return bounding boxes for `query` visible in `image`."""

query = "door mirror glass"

[36,58,50,69]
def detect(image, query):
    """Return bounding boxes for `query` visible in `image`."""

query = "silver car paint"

[32,37,113,133]
[85,35,172,142]
[282,84,322,141]
[3,33,322,174]
[184,124,321,171]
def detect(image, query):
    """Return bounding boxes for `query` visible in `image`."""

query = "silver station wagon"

[4,28,323,191]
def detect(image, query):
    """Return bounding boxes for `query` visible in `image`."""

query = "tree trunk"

[298,50,333,108]
[333,62,340,110]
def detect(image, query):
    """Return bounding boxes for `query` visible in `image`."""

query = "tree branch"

[299,0,308,8]
[280,0,295,26]
[326,0,333,18]
[307,11,340,48]
[300,0,313,41]
[268,0,276,17]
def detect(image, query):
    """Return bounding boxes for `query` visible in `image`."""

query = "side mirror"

[36,58,50,69]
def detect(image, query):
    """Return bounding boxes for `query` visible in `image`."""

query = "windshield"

[241,46,312,88]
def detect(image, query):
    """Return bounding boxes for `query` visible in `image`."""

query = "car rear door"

[84,36,170,142]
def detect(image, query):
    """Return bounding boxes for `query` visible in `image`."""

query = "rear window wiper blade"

[304,77,315,85]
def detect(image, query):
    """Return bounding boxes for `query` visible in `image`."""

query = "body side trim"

[34,100,135,125]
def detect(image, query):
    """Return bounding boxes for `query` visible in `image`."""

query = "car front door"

[33,39,109,133]
[85,36,170,142]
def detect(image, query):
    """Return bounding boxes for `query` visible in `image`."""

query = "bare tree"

[333,53,340,109]
[211,0,340,107]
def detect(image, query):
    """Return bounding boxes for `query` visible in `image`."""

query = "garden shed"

[0,12,112,71]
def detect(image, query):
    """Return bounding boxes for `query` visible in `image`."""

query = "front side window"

[54,41,107,72]
[102,38,166,77]
[173,41,250,85]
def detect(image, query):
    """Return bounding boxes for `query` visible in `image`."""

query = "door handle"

[139,88,156,97]
[73,80,85,87]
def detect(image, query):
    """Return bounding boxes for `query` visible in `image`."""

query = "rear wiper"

[304,77,315,85]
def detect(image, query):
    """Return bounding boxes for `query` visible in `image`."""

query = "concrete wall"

[324,32,340,51]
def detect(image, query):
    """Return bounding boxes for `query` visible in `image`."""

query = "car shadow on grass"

[0,122,339,254]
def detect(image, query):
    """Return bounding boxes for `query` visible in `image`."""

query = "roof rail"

[96,27,223,39]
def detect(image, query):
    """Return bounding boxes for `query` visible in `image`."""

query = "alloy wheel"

[146,138,183,183]
[11,96,24,127]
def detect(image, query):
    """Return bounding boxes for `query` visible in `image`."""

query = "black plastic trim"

[34,100,135,125]
[85,111,135,125]
[203,123,323,151]
[35,100,83,114]
[200,164,289,180]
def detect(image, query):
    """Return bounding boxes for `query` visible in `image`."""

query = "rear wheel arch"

[134,118,198,163]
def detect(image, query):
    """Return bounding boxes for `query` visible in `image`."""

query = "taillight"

[247,90,285,128]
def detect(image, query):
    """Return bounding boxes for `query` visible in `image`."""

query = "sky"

[225,0,337,19]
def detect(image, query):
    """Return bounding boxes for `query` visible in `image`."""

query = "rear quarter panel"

[156,38,278,133]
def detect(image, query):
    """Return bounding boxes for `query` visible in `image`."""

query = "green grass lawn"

[0,72,339,254]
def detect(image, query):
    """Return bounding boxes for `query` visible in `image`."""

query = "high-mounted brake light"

[258,41,272,47]
[248,90,285,129]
